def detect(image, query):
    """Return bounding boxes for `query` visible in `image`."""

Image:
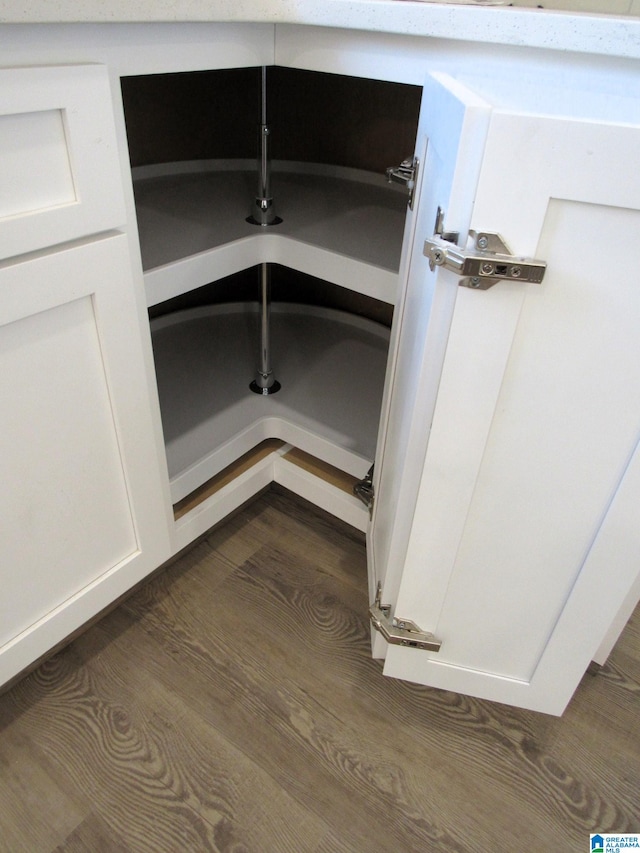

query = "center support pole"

[246,66,282,228]
[249,262,281,395]
[248,65,282,395]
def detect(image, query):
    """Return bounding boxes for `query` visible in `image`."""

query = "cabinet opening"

[120,67,420,521]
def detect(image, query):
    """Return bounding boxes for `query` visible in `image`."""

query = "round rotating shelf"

[151,302,390,504]
[134,161,407,307]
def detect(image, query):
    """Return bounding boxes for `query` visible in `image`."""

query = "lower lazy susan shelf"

[150,302,391,505]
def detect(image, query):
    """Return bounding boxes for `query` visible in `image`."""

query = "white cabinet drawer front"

[0,64,126,261]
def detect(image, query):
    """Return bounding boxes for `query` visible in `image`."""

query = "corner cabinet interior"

[1,22,640,716]
[120,66,421,548]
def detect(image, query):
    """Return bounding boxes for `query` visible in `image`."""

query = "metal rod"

[248,68,281,394]
[247,65,281,227]
[258,261,271,378]
[249,262,281,395]
[259,66,269,200]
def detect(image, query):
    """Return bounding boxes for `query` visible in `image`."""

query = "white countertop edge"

[0,1,639,60]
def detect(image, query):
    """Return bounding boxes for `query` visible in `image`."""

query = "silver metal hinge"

[369,583,442,652]
[424,229,547,290]
[354,464,375,517]
[386,157,419,210]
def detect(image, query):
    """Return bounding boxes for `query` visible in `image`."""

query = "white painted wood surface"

[0,24,274,79]
[0,67,170,687]
[0,235,171,685]
[0,248,137,650]
[378,70,640,714]
[0,65,127,260]
[369,72,492,630]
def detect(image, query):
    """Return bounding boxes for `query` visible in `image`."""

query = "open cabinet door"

[370,70,640,715]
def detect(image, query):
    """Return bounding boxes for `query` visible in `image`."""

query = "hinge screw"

[477,234,489,250]
[510,266,522,278]
[470,277,481,288]
[481,262,494,275]
[431,248,445,265]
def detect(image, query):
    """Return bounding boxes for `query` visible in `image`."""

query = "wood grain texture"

[282,447,360,494]
[173,439,285,519]
[0,485,638,852]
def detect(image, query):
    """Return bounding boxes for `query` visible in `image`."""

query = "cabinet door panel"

[431,199,640,682]
[0,65,126,261]
[0,295,137,647]
[0,236,170,684]
[374,72,640,714]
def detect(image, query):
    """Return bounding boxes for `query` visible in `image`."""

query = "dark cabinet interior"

[121,67,421,173]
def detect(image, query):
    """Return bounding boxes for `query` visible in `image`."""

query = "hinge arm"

[369,583,441,652]
[354,464,375,516]
[424,229,547,290]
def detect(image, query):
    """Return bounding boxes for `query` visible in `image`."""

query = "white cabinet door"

[371,71,640,715]
[0,64,171,687]
[0,236,171,686]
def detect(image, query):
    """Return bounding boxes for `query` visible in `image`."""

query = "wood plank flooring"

[0,485,638,852]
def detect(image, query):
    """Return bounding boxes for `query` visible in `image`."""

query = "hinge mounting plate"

[424,229,547,290]
[369,583,441,652]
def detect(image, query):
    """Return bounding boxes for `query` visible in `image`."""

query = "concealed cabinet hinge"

[424,227,547,290]
[354,464,375,517]
[385,157,419,209]
[369,583,442,652]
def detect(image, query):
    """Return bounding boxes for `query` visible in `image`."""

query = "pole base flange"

[250,379,281,396]
[246,214,283,227]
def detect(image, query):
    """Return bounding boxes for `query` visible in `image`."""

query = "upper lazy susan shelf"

[133,160,408,307]
[121,66,422,307]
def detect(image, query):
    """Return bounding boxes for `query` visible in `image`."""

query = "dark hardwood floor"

[1,485,638,852]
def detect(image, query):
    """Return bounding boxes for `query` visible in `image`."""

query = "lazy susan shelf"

[133,161,408,308]
[150,302,390,504]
